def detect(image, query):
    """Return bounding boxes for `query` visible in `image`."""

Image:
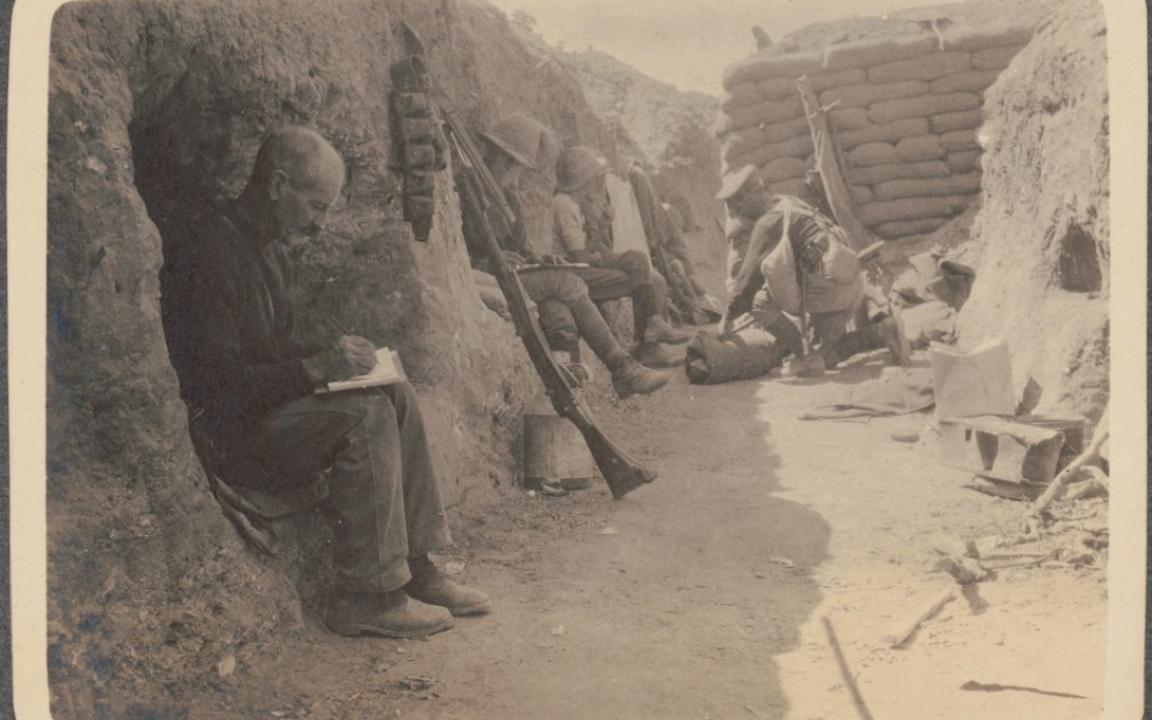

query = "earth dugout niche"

[44,0,571,713]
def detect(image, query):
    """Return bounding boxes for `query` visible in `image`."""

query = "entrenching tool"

[394,22,655,499]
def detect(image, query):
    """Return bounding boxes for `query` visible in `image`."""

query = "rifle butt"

[578,424,656,499]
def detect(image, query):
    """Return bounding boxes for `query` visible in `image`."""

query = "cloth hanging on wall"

[606,173,650,258]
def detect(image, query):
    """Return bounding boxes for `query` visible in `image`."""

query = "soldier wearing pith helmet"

[716,164,771,296]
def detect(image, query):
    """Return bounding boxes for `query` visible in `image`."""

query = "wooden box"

[940,415,1086,485]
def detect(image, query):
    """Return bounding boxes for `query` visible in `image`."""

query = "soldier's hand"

[718,311,735,337]
[503,251,526,267]
[302,348,359,383]
[569,249,600,265]
[338,335,377,374]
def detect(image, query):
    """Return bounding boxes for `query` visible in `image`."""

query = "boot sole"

[632,355,683,369]
[651,334,693,345]
[326,617,455,639]
[614,375,671,400]
[447,599,493,617]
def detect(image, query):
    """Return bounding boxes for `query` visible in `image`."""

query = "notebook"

[317,348,407,394]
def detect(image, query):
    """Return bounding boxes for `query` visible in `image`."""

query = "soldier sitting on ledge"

[466,113,672,398]
[159,126,488,639]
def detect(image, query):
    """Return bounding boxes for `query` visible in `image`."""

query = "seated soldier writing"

[159,126,488,639]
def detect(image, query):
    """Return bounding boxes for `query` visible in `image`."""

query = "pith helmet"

[479,113,548,171]
[716,164,761,201]
[556,146,608,193]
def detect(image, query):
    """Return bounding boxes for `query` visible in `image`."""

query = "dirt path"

[204,352,1106,720]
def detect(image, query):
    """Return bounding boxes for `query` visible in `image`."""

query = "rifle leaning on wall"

[393,22,655,499]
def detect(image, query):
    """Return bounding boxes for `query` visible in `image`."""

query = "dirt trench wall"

[717,13,1040,242]
[956,0,1109,419]
[46,0,618,714]
[504,28,729,296]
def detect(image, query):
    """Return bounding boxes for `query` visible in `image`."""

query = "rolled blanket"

[685,328,787,385]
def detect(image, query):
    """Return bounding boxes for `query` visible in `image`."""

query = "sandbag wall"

[718,23,1035,241]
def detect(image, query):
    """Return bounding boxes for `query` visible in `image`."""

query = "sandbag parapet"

[716,17,1035,241]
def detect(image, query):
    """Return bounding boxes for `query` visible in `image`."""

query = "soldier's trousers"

[248,383,452,594]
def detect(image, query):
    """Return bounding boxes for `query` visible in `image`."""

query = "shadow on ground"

[192,372,829,720]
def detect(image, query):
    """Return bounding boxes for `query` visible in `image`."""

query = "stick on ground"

[882,587,956,648]
[1028,406,1109,518]
[822,616,876,720]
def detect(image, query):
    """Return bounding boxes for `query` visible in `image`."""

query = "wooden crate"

[941,415,1086,485]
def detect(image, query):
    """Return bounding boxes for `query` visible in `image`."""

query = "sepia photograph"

[7,0,1146,717]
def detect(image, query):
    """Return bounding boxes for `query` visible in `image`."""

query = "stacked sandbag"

[717,20,1035,241]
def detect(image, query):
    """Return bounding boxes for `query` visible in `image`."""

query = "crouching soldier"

[160,126,489,639]
[721,193,872,376]
[716,165,773,298]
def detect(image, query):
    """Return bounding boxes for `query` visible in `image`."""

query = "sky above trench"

[485,0,961,95]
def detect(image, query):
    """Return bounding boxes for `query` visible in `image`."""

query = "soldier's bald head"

[250,126,345,194]
[245,126,346,244]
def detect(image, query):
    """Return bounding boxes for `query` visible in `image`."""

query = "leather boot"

[765,317,804,357]
[765,316,826,376]
[569,295,631,371]
[828,328,872,367]
[325,589,454,638]
[829,316,910,367]
[783,353,827,378]
[874,315,911,366]
[405,555,492,617]
[632,341,682,368]
[610,358,671,399]
[631,283,659,345]
[646,315,694,345]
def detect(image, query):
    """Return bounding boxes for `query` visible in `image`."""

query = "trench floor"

[201,350,1107,720]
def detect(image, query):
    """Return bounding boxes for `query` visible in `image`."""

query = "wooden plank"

[967,476,1041,501]
[940,416,1066,484]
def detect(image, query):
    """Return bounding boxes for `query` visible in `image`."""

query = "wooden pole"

[796,75,879,333]
[1028,407,1110,517]
[822,617,876,720]
[795,76,874,252]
